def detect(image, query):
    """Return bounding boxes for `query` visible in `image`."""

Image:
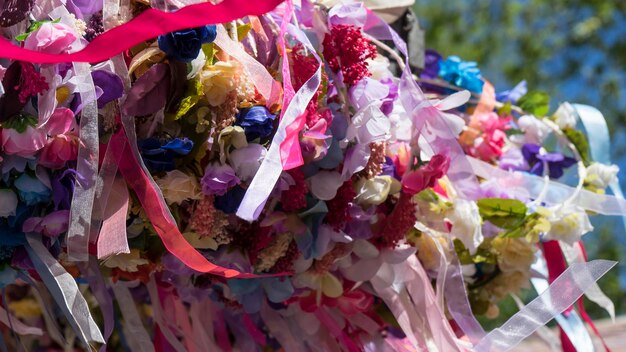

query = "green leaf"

[518,91,550,116]
[562,127,591,165]
[497,101,512,115]
[201,43,216,64]
[174,80,204,120]
[237,23,252,41]
[505,128,524,137]
[477,198,528,229]
[1,114,38,133]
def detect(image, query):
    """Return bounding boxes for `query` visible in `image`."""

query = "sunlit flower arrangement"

[0,1,622,351]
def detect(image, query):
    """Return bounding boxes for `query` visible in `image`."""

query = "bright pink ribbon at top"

[0,0,284,63]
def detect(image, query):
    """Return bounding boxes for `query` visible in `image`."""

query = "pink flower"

[1,126,46,157]
[23,210,70,237]
[39,108,79,169]
[401,154,450,195]
[24,22,77,54]
[474,129,506,161]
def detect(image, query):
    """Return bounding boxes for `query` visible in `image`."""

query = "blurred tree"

[413,0,626,321]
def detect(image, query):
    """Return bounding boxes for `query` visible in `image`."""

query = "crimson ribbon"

[109,128,287,278]
[0,0,284,63]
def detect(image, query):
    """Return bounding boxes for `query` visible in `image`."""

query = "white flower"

[446,199,484,254]
[309,171,343,200]
[0,189,18,217]
[354,176,400,206]
[585,163,619,189]
[228,144,266,182]
[553,103,577,129]
[544,205,593,245]
[155,170,203,205]
[510,115,552,145]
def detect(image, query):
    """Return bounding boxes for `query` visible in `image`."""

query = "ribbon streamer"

[237,23,322,221]
[25,233,105,346]
[475,260,616,351]
[0,0,285,63]
[110,281,154,352]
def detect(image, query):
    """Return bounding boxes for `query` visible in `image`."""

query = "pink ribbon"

[0,0,284,63]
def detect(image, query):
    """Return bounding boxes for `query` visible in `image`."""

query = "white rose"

[0,189,18,217]
[446,199,484,254]
[510,115,552,145]
[553,102,577,129]
[585,163,619,189]
[155,170,203,205]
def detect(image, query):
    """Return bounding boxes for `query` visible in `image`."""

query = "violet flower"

[421,49,442,80]
[522,144,577,179]
[201,163,240,196]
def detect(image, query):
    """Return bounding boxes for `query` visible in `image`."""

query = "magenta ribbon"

[0,0,284,63]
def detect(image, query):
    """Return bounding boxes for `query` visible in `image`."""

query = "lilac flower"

[496,80,527,104]
[522,144,577,179]
[201,163,240,196]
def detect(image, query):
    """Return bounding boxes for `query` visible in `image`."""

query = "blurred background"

[412,0,626,327]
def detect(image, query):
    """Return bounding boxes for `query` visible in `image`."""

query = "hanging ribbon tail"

[25,233,105,346]
[236,24,322,221]
[110,281,154,352]
[108,127,288,278]
[475,260,616,352]
[0,0,285,63]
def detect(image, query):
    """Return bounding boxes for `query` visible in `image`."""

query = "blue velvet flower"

[139,138,193,172]
[522,143,577,179]
[438,56,484,93]
[214,185,246,214]
[235,106,277,141]
[158,25,217,63]
[14,174,51,206]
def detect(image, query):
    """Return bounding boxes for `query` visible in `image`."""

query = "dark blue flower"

[522,143,577,179]
[235,106,277,141]
[139,138,193,172]
[438,56,484,93]
[214,185,246,214]
[14,174,51,206]
[158,25,217,63]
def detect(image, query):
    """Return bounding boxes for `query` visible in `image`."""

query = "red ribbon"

[0,0,284,63]
[109,128,287,278]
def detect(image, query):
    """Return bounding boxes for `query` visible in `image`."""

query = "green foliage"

[477,198,527,229]
[518,91,550,116]
[563,127,592,165]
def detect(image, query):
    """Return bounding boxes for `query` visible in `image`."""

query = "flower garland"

[0,1,622,351]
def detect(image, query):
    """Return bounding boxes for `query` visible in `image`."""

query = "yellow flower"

[199,61,240,106]
[9,298,42,320]
[217,126,248,164]
[492,237,536,273]
[103,249,149,272]
[155,170,203,205]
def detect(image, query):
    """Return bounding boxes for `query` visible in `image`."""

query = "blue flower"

[157,25,217,63]
[522,144,577,179]
[214,185,246,214]
[14,174,51,206]
[235,106,277,141]
[438,56,484,93]
[228,277,294,314]
[138,138,193,172]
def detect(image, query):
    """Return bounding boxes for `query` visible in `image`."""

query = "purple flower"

[522,144,577,179]
[380,79,398,115]
[421,49,442,80]
[496,81,527,104]
[51,169,76,211]
[201,163,240,196]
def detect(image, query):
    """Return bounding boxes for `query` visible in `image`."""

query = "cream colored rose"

[354,175,401,206]
[492,237,536,273]
[199,61,240,106]
[487,270,531,299]
[544,205,593,245]
[155,170,203,205]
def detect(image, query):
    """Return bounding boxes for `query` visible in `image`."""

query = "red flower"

[323,25,377,86]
